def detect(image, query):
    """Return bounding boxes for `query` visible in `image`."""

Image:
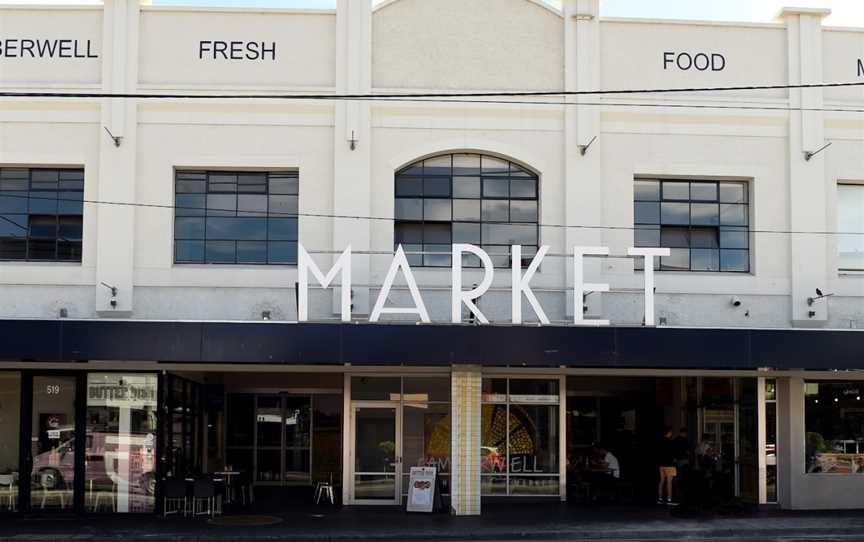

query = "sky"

[5,0,864,27]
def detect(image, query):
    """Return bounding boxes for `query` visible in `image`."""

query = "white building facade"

[0,0,863,516]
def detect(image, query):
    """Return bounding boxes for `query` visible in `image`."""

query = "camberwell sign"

[298,244,670,327]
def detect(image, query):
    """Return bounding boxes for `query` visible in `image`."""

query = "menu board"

[406,466,438,513]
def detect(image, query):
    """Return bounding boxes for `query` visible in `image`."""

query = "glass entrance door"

[352,405,400,504]
[255,395,311,485]
[29,375,77,512]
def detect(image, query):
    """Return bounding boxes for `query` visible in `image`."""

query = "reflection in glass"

[804,381,864,474]
[31,376,76,511]
[85,374,158,513]
[354,408,397,501]
[402,404,450,496]
[0,373,20,512]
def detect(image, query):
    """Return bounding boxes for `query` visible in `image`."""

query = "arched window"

[394,153,539,267]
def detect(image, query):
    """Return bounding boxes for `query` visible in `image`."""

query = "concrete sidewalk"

[2,504,864,541]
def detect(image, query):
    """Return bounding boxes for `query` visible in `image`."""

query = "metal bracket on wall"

[578,135,597,156]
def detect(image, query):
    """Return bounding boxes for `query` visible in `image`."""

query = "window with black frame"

[0,168,84,262]
[394,153,539,268]
[805,381,864,474]
[174,170,298,265]
[633,179,749,272]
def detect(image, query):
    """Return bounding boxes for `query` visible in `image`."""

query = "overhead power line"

[0,192,862,237]
[0,80,864,101]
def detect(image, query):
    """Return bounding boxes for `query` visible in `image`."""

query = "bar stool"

[313,473,335,505]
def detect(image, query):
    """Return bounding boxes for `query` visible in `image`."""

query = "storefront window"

[481,378,560,496]
[0,373,20,512]
[401,377,451,496]
[805,381,864,474]
[85,374,158,513]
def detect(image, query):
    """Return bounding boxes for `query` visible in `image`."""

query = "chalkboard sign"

[406,466,440,513]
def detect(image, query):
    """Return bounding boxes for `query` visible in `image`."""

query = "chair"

[0,473,16,511]
[93,455,121,512]
[163,479,187,518]
[212,477,225,516]
[191,479,215,518]
[313,473,335,505]
[234,471,254,507]
[39,471,66,509]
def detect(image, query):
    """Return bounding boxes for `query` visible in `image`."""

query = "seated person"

[591,444,620,479]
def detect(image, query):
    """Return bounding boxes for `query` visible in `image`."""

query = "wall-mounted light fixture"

[261,310,272,321]
[578,135,597,156]
[100,282,118,308]
[804,141,832,161]
[103,126,122,148]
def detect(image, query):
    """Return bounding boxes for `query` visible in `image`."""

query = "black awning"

[0,319,862,370]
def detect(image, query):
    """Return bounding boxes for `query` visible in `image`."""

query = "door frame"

[19,370,86,515]
[347,401,402,505]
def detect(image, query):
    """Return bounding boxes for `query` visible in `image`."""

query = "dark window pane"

[424,199,451,221]
[482,245,511,267]
[269,218,298,241]
[206,241,235,263]
[510,179,536,198]
[482,224,537,245]
[661,202,689,225]
[175,194,206,217]
[0,238,26,259]
[424,177,450,197]
[0,192,28,213]
[31,169,59,190]
[634,225,660,247]
[269,195,298,216]
[691,248,720,271]
[661,248,689,271]
[634,202,659,224]
[481,156,508,175]
[207,217,267,241]
[510,201,537,223]
[660,227,688,248]
[691,203,719,225]
[634,180,660,201]
[423,244,451,267]
[56,240,81,261]
[207,194,236,217]
[453,177,481,198]
[719,182,747,203]
[690,228,719,248]
[395,199,422,220]
[453,154,480,176]
[720,204,748,226]
[269,176,299,195]
[662,182,689,200]
[237,195,267,217]
[721,249,749,272]
[237,173,267,193]
[482,200,509,222]
[237,241,267,264]
[57,192,83,215]
[29,216,57,238]
[423,223,451,244]
[401,243,423,266]
[399,162,423,176]
[510,163,533,178]
[28,239,56,260]
[209,173,238,192]
[58,216,83,241]
[29,194,58,215]
[691,182,718,201]
[175,217,205,239]
[720,227,748,249]
[424,155,451,177]
[483,179,508,198]
[176,179,206,193]
[395,223,423,244]
[453,222,481,244]
[0,215,27,237]
[453,199,480,221]
[0,169,28,191]
[396,176,422,197]
[269,241,297,264]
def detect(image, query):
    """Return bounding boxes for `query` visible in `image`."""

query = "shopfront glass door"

[352,405,400,504]
[29,375,77,512]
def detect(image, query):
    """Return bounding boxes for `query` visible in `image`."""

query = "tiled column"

[450,365,481,516]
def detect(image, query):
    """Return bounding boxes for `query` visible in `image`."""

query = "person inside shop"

[587,443,620,501]
[694,433,718,507]
[657,426,677,505]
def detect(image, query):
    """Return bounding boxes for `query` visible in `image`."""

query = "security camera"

[731,296,742,307]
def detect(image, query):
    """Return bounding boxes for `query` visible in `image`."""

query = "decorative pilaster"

[450,365,481,515]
